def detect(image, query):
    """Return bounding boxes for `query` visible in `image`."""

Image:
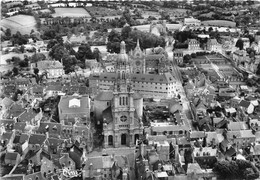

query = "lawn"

[1,15,37,35]
[202,20,236,28]
[52,8,91,18]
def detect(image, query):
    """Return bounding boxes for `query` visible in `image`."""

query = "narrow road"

[167,49,195,130]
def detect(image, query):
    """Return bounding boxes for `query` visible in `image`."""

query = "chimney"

[89,163,93,178]
[45,131,49,139]
[111,153,115,161]
[158,163,162,172]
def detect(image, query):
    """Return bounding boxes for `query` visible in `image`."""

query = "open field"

[52,8,91,17]
[202,20,236,27]
[1,15,36,35]
[85,7,122,17]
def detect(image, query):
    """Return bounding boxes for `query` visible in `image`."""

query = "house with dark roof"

[0,119,15,132]
[44,85,63,97]
[83,154,130,180]
[1,174,25,180]
[37,122,61,139]
[7,103,26,119]
[31,60,64,79]
[17,109,42,126]
[239,99,255,114]
[28,134,46,151]
[4,152,21,166]
[24,172,43,180]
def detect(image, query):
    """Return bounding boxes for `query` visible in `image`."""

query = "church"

[94,41,144,148]
[129,39,173,74]
[89,40,179,100]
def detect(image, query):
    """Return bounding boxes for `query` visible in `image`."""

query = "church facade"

[94,41,144,148]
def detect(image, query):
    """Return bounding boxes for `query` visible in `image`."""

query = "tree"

[5,28,11,37]
[92,48,102,62]
[191,53,197,58]
[11,31,29,45]
[76,43,93,61]
[213,159,259,179]
[235,38,244,50]
[256,63,260,75]
[19,60,28,68]
[20,45,25,53]
[121,26,132,40]
[183,54,192,64]
[49,44,68,61]
[63,56,77,74]
[34,68,39,75]
[31,53,46,63]
[12,67,19,76]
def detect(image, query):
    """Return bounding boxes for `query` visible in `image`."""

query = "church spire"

[136,39,140,48]
[120,41,126,54]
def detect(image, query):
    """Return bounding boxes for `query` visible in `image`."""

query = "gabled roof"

[28,134,46,145]
[18,109,39,123]
[46,85,63,91]
[239,100,251,108]
[19,133,30,144]
[58,95,90,115]
[0,119,15,131]
[14,122,26,131]
[1,97,14,108]
[95,91,114,101]
[37,122,62,137]
[24,172,43,180]
[5,152,19,161]
[2,132,13,141]
[1,174,24,180]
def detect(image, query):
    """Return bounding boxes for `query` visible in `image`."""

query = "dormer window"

[52,125,57,131]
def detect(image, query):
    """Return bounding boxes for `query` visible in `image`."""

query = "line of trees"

[107,26,166,53]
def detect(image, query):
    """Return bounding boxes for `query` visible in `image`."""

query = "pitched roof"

[239,100,251,108]
[24,172,43,180]
[37,122,61,137]
[19,133,30,144]
[58,95,90,115]
[14,122,26,131]
[228,122,248,131]
[32,60,63,70]
[1,97,14,108]
[102,106,113,124]
[18,109,39,123]
[193,147,217,157]
[2,132,13,141]
[0,119,15,131]
[1,174,24,180]
[5,152,19,161]
[28,134,46,145]
[95,91,114,101]
[46,85,63,91]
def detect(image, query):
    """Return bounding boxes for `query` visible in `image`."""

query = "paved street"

[167,48,195,130]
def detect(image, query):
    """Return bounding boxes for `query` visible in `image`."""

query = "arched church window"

[125,97,128,105]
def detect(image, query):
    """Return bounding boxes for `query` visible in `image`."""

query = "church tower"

[111,41,137,147]
[130,39,145,74]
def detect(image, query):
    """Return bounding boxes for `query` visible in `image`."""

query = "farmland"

[1,15,37,35]
[52,8,91,18]
[202,20,236,27]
